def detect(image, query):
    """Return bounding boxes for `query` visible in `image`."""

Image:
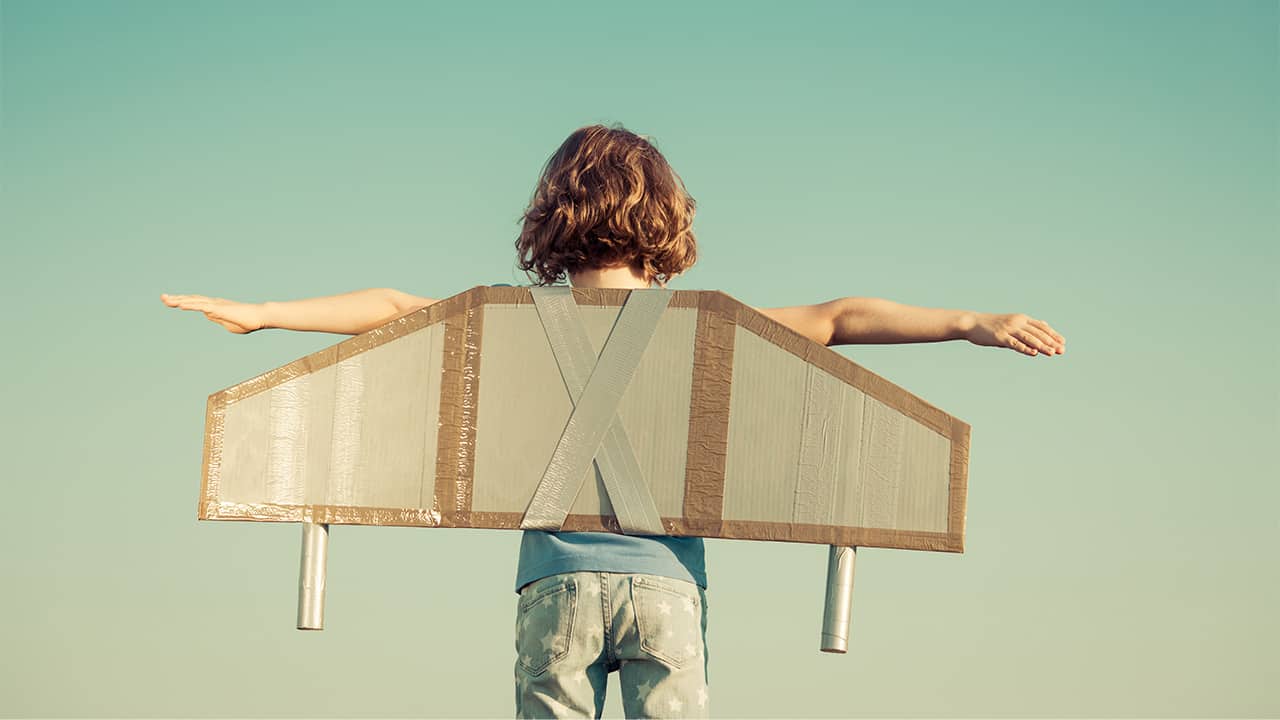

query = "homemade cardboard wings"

[199,286,970,649]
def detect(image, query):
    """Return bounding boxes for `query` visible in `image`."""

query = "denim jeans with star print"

[515,572,710,719]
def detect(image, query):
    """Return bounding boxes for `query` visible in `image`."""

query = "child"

[163,124,1065,719]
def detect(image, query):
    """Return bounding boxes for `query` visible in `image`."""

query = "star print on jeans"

[539,630,558,652]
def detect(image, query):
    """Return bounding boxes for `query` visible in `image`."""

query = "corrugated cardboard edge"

[198,392,223,519]
[200,286,969,554]
[948,417,970,552]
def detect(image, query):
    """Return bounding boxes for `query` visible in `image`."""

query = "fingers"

[981,312,1066,358]
[1006,335,1037,356]
[165,295,217,312]
[1028,318,1066,354]
[1010,330,1049,356]
[164,293,250,333]
[1007,314,1065,357]
[1030,318,1064,345]
[1018,326,1061,356]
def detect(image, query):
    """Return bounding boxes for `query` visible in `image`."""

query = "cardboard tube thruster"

[820,545,855,653]
[297,522,328,630]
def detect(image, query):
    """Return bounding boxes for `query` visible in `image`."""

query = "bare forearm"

[829,297,976,345]
[262,288,419,335]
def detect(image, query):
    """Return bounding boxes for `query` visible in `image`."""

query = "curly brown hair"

[515,124,697,286]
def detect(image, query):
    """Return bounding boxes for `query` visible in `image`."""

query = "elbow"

[826,296,880,346]
[381,288,409,314]
[822,297,858,346]
[383,288,430,315]
[759,300,843,346]
[790,299,838,347]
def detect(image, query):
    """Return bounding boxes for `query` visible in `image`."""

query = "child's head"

[516,124,697,286]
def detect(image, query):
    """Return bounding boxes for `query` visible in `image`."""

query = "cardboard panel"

[219,383,272,505]
[895,418,951,533]
[471,305,696,518]
[470,304,575,513]
[722,326,807,522]
[605,306,696,517]
[209,326,444,511]
[350,325,444,510]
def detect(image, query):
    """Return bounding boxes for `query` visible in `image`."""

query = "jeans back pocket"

[516,576,577,676]
[631,575,703,669]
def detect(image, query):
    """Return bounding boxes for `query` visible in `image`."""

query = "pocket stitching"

[517,584,577,676]
[633,581,700,669]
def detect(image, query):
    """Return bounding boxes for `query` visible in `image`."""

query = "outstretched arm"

[754,297,1065,357]
[160,288,437,335]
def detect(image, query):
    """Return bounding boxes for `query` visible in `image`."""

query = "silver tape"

[793,366,845,525]
[527,288,665,534]
[266,379,308,505]
[522,288,672,533]
[328,356,364,506]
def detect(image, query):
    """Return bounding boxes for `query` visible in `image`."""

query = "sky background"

[2,0,1276,716]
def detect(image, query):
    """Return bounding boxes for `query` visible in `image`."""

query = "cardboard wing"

[200,286,969,553]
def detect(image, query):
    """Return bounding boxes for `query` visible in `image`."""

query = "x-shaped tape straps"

[521,287,672,535]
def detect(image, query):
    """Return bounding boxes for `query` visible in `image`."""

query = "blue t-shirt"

[515,531,707,592]
[492,284,708,592]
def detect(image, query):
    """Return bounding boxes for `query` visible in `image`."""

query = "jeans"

[515,572,710,719]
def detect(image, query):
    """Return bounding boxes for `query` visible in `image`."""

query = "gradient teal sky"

[2,0,1276,716]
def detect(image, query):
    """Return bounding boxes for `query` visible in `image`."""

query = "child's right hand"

[161,293,265,334]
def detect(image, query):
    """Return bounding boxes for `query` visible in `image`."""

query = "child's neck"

[568,265,654,290]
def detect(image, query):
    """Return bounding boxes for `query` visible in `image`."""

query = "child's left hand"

[966,312,1065,357]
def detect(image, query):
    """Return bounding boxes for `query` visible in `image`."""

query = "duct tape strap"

[530,287,664,534]
[522,287,672,534]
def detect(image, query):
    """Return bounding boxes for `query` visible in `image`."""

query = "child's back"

[510,130,713,710]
